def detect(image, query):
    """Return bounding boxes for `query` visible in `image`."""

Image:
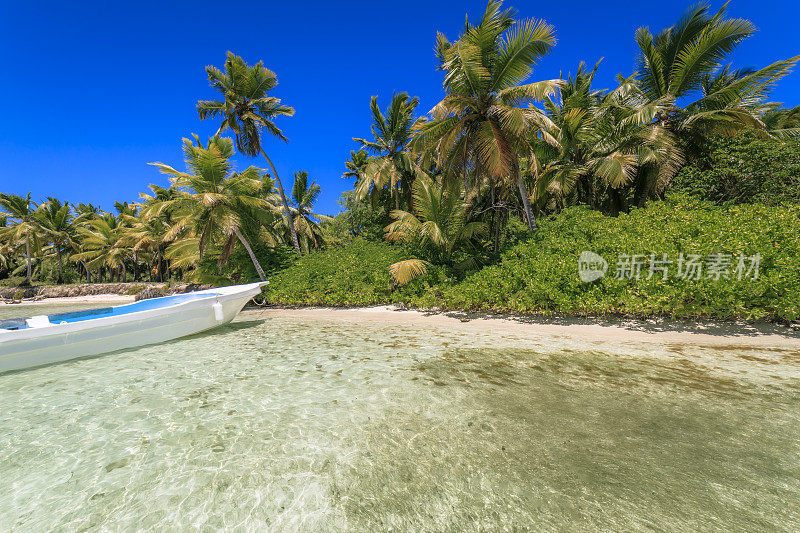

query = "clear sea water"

[1,303,799,531]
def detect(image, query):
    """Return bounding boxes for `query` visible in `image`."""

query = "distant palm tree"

[36,197,75,283]
[72,216,131,282]
[635,3,799,145]
[148,135,271,281]
[353,93,426,211]
[0,193,41,285]
[342,149,369,180]
[135,185,181,281]
[71,202,102,282]
[197,51,301,253]
[414,0,560,231]
[0,214,10,276]
[385,176,487,285]
[282,170,331,252]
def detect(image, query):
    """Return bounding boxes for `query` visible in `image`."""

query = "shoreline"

[0,294,136,306]
[4,294,799,349]
[246,304,800,350]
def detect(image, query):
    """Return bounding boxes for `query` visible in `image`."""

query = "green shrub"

[263,238,448,306]
[124,284,146,295]
[671,132,800,205]
[0,276,28,287]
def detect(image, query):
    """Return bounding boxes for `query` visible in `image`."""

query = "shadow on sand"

[411,308,800,340]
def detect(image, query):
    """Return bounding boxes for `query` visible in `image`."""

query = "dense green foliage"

[672,132,800,205]
[429,198,800,320]
[263,239,446,306]
[265,199,800,321]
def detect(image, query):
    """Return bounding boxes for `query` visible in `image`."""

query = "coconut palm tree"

[530,64,682,211]
[280,170,331,252]
[414,0,560,232]
[385,176,487,285]
[72,216,131,282]
[196,51,301,253]
[0,214,10,277]
[342,149,370,180]
[71,202,102,282]
[148,135,271,281]
[635,3,799,146]
[134,185,182,281]
[0,193,42,285]
[353,93,426,211]
[760,104,800,139]
[36,197,75,283]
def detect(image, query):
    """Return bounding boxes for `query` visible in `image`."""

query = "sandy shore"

[248,305,800,350]
[0,294,135,306]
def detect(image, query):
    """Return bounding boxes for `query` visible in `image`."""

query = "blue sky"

[1,0,798,215]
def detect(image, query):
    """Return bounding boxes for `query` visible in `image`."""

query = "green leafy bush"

[671,132,800,205]
[263,238,448,306]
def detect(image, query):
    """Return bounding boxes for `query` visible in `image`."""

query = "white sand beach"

[0,295,135,306]
[249,305,800,350]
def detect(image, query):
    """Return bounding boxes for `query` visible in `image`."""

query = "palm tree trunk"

[25,235,32,285]
[513,159,537,232]
[490,182,499,253]
[632,172,649,208]
[610,188,626,216]
[121,263,127,283]
[57,249,63,284]
[233,227,266,281]
[259,148,301,254]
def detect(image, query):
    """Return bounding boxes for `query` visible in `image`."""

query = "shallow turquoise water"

[1,305,799,530]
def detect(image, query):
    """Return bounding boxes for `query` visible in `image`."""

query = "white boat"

[0,282,267,373]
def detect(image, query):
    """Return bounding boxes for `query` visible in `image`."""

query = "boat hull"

[0,283,265,373]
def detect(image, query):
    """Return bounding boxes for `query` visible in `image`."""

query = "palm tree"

[196,51,301,253]
[36,197,75,283]
[72,216,131,282]
[148,135,271,281]
[281,170,331,252]
[385,176,487,285]
[134,185,181,281]
[0,214,10,277]
[761,104,800,138]
[530,64,682,211]
[414,0,560,232]
[0,193,41,285]
[72,203,102,282]
[342,149,369,180]
[353,93,426,211]
[635,3,799,146]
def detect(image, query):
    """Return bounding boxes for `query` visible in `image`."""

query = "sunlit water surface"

[1,304,799,531]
